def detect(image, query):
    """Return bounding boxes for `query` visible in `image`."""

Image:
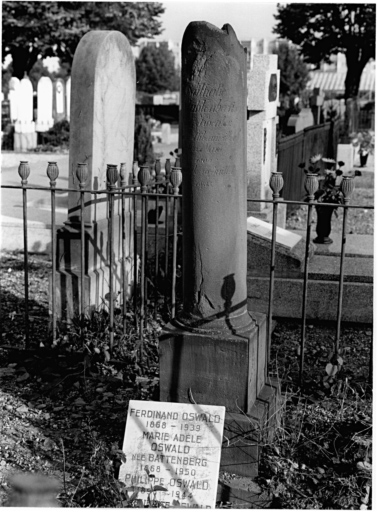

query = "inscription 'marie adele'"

[180,21,251,330]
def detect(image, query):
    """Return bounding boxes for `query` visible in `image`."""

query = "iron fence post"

[107,164,119,352]
[170,167,182,320]
[18,161,30,348]
[267,172,284,366]
[138,165,151,360]
[154,159,162,319]
[120,163,127,335]
[299,173,318,388]
[164,159,172,306]
[47,162,59,342]
[76,163,89,340]
[335,177,355,354]
[132,161,139,327]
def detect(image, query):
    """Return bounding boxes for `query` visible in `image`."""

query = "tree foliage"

[273,42,309,98]
[135,43,180,94]
[2,1,165,79]
[273,3,376,99]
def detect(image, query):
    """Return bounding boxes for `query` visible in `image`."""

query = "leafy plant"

[299,155,361,208]
[351,130,375,156]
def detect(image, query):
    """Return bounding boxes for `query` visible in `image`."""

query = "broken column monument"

[55,31,135,319]
[160,21,280,479]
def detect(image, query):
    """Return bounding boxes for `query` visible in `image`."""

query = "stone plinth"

[55,31,136,320]
[247,216,315,278]
[160,21,280,480]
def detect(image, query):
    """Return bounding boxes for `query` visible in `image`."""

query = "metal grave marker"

[119,400,225,508]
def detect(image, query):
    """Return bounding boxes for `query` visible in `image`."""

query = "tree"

[2,2,165,79]
[135,43,180,94]
[272,41,309,98]
[273,3,376,135]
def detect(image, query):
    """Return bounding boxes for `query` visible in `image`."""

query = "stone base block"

[159,312,268,414]
[337,143,355,170]
[220,379,281,478]
[53,259,134,322]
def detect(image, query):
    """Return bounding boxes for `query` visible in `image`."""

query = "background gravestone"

[52,78,66,123]
[14,75,37,151]
[55,31,136,320]
[35,76,54,132]
[9,77,20,123]
[246,54,285,227]
[66,77,71,122]
[160,21,280,480]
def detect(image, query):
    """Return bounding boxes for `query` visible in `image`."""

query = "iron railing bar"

[80,189,86,338]
[140,192,146,360]
[133,184,138,329]
[246,197,374,209]
[299,201,315,387]
[22,186,30,348]
[144,187,149,329]
[154,188,160,320]
[171,195,178,320]
[50,183,57,342]
[120,167,127,336]
[334,205,348,355]
[107,168,116,353]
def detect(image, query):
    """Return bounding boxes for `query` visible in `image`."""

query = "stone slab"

[247,203,287,229]
[119,400,225,508]
[247,277,373,323]
[309,255,373,283]
[292,230,373,258]
[159,312,267,415]
[247,217,315,277]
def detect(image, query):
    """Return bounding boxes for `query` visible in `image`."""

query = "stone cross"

[36,76,54,132]
[14,75,37,151]
[246,54,282,224]
[55,31,136,320]
[160,21,280,480]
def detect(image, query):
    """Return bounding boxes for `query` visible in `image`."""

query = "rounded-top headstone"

[179,22,252,334]
[68,30,136,222]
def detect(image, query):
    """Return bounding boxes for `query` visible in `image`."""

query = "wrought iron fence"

[0,162,373,386]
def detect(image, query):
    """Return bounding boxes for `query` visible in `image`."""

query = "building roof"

[307,67,375,92]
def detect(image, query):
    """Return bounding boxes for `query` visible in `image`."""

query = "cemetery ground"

[0,148,373,509]
[0,197,373,508]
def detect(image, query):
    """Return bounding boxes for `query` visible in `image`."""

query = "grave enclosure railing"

[1,162,373,386]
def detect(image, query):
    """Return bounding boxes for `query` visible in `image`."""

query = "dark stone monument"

[160,21,280,480]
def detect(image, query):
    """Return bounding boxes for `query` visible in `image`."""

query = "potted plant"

[351,130,375,167]
[299,155,361,244]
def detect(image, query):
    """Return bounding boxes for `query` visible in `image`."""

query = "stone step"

[309,254,373,283]
[291,230,373,258]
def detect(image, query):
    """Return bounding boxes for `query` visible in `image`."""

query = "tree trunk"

[341,51,368,140]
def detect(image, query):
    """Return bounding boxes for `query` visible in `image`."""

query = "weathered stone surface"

[180,21,251,333]
[119,400,225,508]
[247,277,373,323]
[160,313,267,415]
[247,217,315,277]
[68,30,135,223]
[55,30,136,319]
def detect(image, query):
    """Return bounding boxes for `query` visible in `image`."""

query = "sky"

[157,1,279,42]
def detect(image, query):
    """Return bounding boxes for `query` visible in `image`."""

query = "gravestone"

[66,77,71,121]
[55,31,136,320]
[35,76,54,132]
[287,107,314,134]
[160,21,280,480]
[14,75,37,151]
[161,123,171,144]
[9,77,20,123]
[53,78,66,122]
[310,87,324,125]
[119,400,225,508]
[246,54,286,227]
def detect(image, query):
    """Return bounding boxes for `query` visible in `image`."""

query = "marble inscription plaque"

[119,400,225,508]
